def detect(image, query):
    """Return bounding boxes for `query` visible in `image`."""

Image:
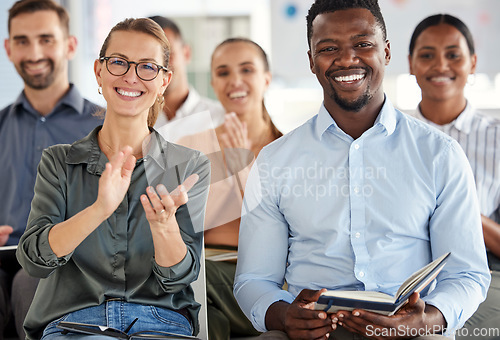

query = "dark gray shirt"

[0,85,103,244]
[16,127,210,339]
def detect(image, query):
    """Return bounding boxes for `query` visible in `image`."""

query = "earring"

[467,74,476,86]
[157,95,164,105]
[98,86,102,95]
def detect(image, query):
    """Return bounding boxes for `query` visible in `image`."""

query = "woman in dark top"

[16,18,210,340]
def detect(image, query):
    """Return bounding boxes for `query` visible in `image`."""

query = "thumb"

[408,291,420,306]
[295,288,326,306]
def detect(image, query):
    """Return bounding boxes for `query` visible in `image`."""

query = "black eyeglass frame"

[99,56,168,81]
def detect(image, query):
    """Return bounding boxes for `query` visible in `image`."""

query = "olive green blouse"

[16,126,210,339]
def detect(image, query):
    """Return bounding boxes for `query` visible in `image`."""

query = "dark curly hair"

[306,0,387,49]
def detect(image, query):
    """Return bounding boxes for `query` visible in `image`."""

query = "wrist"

[265,300,290,332]
[90,201,112,221]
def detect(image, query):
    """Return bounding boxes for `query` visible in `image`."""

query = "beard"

[17,59,56,90]
[326,67,373,112]
[330,88,372,112]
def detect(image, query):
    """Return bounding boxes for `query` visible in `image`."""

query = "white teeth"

[229,91,247,99]
[117,88,141,97]
[431,77,451,82]
[335,74,365,82]
[27,64,46,71]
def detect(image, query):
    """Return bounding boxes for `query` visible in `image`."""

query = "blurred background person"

[0,0,102,338]
[173,37,281,339]
[206,37,281,340]
[148,15,224,128]
[408,13,500,339]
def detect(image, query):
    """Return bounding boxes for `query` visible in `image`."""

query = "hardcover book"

[314,252,450,315]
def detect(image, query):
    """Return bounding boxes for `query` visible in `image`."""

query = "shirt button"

[355,232,361,238]
[354,144,360,150]
[359,271,365,278]
[353,186,360,194]
[40,117,46,122]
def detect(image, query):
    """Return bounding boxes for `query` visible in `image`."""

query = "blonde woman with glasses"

[16,18,210,340]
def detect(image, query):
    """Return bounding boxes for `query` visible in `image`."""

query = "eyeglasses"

[99,56,167,81]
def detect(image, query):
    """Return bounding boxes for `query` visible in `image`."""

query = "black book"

[57,321,201,339]
[314,252,450,315]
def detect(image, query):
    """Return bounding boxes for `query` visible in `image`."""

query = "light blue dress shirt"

[234,98,491,334]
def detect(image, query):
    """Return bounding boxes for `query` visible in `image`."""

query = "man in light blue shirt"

[234,0,490,339]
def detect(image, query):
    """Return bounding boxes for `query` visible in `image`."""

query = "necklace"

[98,131,143,159]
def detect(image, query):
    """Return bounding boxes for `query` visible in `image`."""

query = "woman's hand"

[95,146,136,218]
[219,113,254,176]
[140,174,199,267]
[219,112,251,150]
[141,174,199,225]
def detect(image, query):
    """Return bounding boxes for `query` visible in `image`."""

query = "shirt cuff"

[251,289,295,332]
[422,294,463,335]
[153,250,193,280]
[37,225,72,266]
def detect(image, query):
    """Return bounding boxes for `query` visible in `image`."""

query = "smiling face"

[4,10,75,90]
[308,8,390,113]
[409,23,476,104]
[211,41,271,116]
[94,30,170,120]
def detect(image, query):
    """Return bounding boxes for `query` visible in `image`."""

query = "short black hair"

[148,15,183,42]
[409,14,475,56]
[306,0,387,49]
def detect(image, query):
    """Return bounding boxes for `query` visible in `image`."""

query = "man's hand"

[0,225,13,246]
[335,292,446,340]
[265,289,336,340]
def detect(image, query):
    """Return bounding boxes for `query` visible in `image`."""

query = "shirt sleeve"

[234,151,295,332]
[152,152,211,293]
[16,147,73,278]
[422,140,491,334]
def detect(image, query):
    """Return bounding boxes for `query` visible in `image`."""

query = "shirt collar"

[315,96,397,139]
[66,126,169,176]
[416,101,474,134]
[66,126,106,175]
[176,86,201,119]
[13,84,85,117]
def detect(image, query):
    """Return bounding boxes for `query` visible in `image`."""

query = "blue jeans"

[41,301,192,339]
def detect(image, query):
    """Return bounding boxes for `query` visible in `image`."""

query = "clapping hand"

[219,113,254,176]
[95,146,136,218]
[140,174,199,228]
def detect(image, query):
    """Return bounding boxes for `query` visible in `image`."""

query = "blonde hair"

[98,18,170,127]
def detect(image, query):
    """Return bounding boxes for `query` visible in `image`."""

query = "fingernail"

[332,324,337,330]
[319,312,326,319]
[338,314,344,318]
[147,186,154,193]
[338,321,343,326]
[353,311,360,317]
[156,184,168,195]
[332,317,338,323]
[180,185,186,193]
